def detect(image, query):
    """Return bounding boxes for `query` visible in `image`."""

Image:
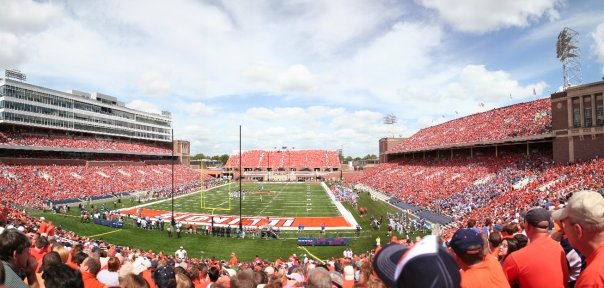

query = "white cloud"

[183,102,215,116]
[126,100,161,115]
[330,21,445,107]
[417,116,435,128]
[138,71,171,96]
[0,33,26,68]
[447,65,547,102]
[244,64,329,93]
[278,65,320,92]
[592,22,604,71]
[177,105,407,156]
[0,0,62,34]
[419,0,563,33]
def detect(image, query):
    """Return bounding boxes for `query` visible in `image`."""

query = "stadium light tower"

[556,27,581,90]
[384,114,397,137]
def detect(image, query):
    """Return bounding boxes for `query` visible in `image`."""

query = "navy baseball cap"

[450,228,483,255]
[373,235,460,288]
[521,207,551,229]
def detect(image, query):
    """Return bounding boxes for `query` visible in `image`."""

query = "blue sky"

[1,0,603,157]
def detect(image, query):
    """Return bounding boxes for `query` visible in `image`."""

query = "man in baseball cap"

[552,190,604,287]
[503,207,569,287]
[373,235,460,288]
[449,228,509,288]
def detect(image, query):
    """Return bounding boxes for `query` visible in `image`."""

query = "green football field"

[143,182,340,217]
[32,192,422,261]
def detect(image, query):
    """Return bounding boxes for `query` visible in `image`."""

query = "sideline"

[297,246,325,264]
[87,229,122,238]
[321,182,359,229]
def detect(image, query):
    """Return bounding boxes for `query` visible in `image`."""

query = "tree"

[191,153,206,160]
[363,154,378,160]
[219,154,229,164]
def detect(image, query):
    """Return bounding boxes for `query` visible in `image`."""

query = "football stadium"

[2,69,604,286]
[2,3,604,287]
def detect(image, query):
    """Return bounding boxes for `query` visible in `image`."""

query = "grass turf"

[32,187,427,262]
[145,182,339,217]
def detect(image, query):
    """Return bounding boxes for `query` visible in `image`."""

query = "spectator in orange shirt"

[553,190,604,288]
[79,257,105,288]
[487,231,503,260]
[37,217,47,235]
[229,252,238,267]
[450,228,509,288]
[502,207,569,288]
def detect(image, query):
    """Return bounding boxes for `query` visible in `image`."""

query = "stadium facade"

[551,78,604,162]
[0,77,172,142]
[0,74,194,166]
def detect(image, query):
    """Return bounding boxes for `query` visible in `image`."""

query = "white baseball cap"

[552,190,604,227]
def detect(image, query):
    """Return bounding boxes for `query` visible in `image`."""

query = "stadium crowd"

[0,131,172,154]
[349,156,604,233]
[1,188,603,288]
[0,164,211,209]
[225,150,340,170]
[391,99,551,153]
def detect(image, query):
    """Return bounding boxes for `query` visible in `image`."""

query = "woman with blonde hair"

[51,244,69,264]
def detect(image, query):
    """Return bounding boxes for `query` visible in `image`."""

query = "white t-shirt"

[97,270,120,287]
[176,249,187,259]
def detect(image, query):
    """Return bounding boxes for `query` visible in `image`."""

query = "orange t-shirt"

[502,236,569,288]
[229,256,238,266]
[489,246,500,261]
[81,271,106,288]
[574,244,604,288]
[196,278,211,288]
[142,269,155,287]
[38,221,48,234]
[460,256,510,288]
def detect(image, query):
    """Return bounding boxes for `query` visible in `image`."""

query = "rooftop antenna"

[383,113,397,137]
[556,27,581,90]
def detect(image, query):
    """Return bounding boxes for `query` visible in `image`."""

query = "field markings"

[256,182,288,216]
[87,229,122,238]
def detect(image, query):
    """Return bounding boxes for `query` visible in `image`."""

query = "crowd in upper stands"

[391,99,551,152]
[0,164,212,209]
[225,150,341,169]
[0,131,172,154]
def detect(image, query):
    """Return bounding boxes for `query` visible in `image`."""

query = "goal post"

[200,182,231,211]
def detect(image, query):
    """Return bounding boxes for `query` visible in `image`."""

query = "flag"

[479,102,485,107]
[454,110,458,114]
